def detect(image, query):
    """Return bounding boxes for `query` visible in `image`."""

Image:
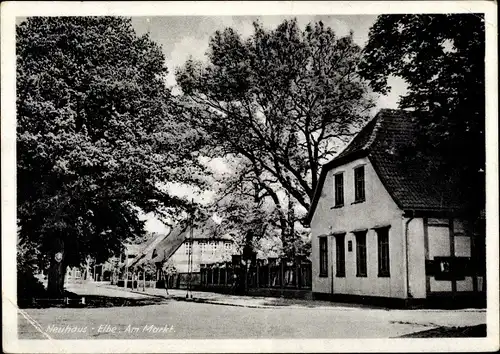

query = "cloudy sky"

[130,15,407,107]
[132,15,409,233]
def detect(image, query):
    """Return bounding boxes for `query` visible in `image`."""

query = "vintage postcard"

[1,1,498,353]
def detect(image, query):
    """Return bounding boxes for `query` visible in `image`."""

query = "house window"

[377,227,390,277]
[334,173,344,206]
[354,166,365,202]
[319,237,328,277]
[185,242,192,255]
[224,242,232,251]
[335,234,346,277]
[355,231,367,277]
[199,241,206,254]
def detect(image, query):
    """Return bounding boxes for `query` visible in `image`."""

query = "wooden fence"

[199,258,312,291]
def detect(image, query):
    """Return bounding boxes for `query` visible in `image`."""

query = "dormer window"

[334,173,344,207]
[354,166,365,202]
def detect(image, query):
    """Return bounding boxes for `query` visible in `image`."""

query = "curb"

[94,285,488,313]
[97,285,326,309]
[97,284,270,309]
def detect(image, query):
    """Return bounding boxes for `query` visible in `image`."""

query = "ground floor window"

[355,231,367,277]
[376,227,390,277]
[319,237,328,277]
[335,233,346,277]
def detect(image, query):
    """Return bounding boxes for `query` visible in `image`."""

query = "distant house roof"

[128,232,169,268]
[306,109,466,223]
[123,244,142,256]
[131,217,234,267]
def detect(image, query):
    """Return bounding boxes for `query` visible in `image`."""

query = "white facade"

[169,239,235,273]
[310,157,483,300]
[311,157,406,298]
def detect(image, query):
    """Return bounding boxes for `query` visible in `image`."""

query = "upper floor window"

[224,242,232,251]
[319,237,328,277]
[354,166,365,202]
[185,242,192,255]
[334,173,344,206]
[199,241,206,254]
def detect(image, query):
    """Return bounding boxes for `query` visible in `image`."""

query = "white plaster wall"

[454,230,473,292]
[456,277,474,292]
[311,235,333,293]
[170,240,234,273]
[478,276,484,292]
[427,220,475,293]
[430,277,452,292]
[311,157,406,298]
[454,236,471,257]
[427,225,452,292]
[406,218,426,299]
[428,226,451,258]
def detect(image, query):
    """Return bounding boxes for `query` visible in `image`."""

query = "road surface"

[17,282,486,340]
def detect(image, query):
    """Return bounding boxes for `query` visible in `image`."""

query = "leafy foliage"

[162,258,178,276]
[17,240,46,302]
[16,17,205,280]
[176,19,374,223]
[202,160,310,258]
[359,14,485,213]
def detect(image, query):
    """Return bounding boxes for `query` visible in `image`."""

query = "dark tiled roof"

[306,109,465,222]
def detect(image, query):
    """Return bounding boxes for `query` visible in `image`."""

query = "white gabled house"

[306,109,485,307]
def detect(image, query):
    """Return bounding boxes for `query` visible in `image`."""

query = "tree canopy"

[359,14,485,214]
[16,17,205,294]
[176,19,375,227]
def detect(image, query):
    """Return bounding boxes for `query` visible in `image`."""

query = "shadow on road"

[19,291,169,309]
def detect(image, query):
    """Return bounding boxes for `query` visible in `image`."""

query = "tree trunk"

[47,238,66,297]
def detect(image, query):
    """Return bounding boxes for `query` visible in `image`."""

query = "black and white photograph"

[1,1,498,353]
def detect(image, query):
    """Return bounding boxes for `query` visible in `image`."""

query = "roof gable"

[306,109,465,224]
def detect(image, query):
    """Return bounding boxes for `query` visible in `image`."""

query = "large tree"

[207,161,284,256]
[176,19,375,229]
[16,17,204,296]
[359,14,485,215]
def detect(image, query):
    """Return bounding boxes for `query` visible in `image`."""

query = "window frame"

[335,233,346,277]
[376,227,391,277]
[185,241,192,255]
[334,172,344,207]
[354,165,366,203]
[319,236,328,277]
[355,231,367,277]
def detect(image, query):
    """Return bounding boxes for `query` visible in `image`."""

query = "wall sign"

[54,252,63,263]
[429,256,468,281]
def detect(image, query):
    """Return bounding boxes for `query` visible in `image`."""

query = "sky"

[132,15,409,233]
[130,15,408,107]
